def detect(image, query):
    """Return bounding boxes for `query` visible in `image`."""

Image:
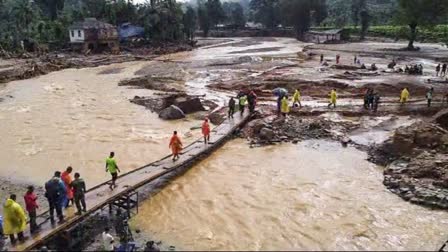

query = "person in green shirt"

[70,172,87,215]
[105,152,120,190]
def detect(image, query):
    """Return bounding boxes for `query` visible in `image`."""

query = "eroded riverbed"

[131,140,448,251]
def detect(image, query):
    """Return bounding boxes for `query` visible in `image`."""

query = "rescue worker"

[293,89,302,108]
[24,186,39,233]
[3,194,27,244]
[400,87,410,104]
[436,64,441,76]
[320,54,324,63]
[228,97,236,119]
[248,90,258,113]
[281,96,290,117]
[328,89,337,108]
[45,171,66,224]
[169,131,183,161]
[239,95,247,116]
[71,172,87,215]
[61,166,74,208]
[106,152,121,190]
[426,87,434,108]
[202,118,211,144]
[336,54,340,64]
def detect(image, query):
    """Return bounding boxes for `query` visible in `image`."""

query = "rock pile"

[379,121,448,209]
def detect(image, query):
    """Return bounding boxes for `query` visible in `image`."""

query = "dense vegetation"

[0,0,447,53]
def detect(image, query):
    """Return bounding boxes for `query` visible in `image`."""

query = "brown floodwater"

[0,61,203,186]
[2,37,448,250]
[131,139,448,251]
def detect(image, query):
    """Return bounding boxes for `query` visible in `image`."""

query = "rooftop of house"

[307,29,344,35]
[69,18,116,30]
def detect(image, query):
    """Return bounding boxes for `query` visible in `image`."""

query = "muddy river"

[0,61,202,186]
[132,140,448,251]
[1,37,448,250]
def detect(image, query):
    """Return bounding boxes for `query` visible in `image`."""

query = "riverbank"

[0,42,195,85]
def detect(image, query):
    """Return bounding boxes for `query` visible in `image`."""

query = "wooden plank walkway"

[14,111,251,251]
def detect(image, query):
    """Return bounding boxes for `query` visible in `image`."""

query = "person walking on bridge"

[24,186,39,234]
[3,194,27,244]
[45,171,66,224]
[239,95,247,116]
[202,118,211,144]
[106,152,120,190]
[169,131,183,162]
[61,166,74,208]
[71,172,87,215]
[228,97,236,119]
[400,87,410,105]
[328,89,337,108]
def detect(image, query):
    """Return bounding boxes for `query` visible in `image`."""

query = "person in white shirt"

[102,227,115,251]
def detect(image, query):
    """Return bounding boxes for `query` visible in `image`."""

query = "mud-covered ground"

[0,42,194,84]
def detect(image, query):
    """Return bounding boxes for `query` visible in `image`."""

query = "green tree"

[312,0,328,26]
[351,0,365,28]
[249,0,280,30]
[280,0,312,39]
[35,0,65,20]
[223,2,246,28]
[360,9,370,40]
[197,1,210,36]
[207,0,225,28]
[183,6,197,40]
[397,0,448,50]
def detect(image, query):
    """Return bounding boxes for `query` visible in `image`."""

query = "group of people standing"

[2,152,123,245]
[1,168,87,245]
[364,88,381,112]
[436,63,448,77]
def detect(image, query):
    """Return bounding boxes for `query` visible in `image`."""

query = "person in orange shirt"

[61,166,74,208]
[169,131,183,161]
[202,118,211,144]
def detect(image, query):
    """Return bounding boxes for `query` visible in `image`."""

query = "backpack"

[45,178,61,199]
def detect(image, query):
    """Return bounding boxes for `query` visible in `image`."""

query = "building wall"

[69,29,85,43]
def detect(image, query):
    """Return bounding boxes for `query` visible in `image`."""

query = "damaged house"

[69,18,119,53]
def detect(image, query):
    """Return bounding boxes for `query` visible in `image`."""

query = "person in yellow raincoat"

[281,96,290,117]
[3,194,27,244]
[293,89,302,108]
[400,87,410,104]
[328,89,337,108]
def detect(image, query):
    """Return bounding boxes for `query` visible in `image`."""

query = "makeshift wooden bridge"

[14,111,251,251]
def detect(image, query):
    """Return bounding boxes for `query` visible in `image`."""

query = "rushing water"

[2,37,448,250]
[131,140,448,251]
[0,61,203,186]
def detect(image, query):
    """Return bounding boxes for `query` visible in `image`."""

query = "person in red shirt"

[202,118,211,144]
[24,186,39,233]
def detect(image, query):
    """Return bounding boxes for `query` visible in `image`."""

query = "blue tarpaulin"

[119,23,144,41]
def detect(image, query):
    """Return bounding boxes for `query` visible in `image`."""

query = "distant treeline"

[0,0,447,52]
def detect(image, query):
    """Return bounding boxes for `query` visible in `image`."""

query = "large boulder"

[174,98,205,114]
[433,109,448,129]
[259,127,275,141]
[159,105,185,120]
